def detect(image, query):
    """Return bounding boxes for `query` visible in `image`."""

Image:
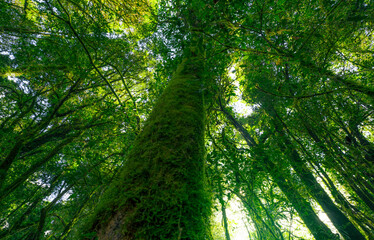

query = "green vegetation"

[1,0,373,239]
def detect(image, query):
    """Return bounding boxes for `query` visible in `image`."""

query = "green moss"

[85,57,212,239]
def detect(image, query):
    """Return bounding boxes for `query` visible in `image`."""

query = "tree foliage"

[1,0,373,239]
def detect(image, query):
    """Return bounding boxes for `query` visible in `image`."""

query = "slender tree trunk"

[259,152,338,240]
[252,193,285,240]
[211,132,284,240]
[0,135,77,201]
[234,191,282,240]
[28,184,75,240]
[0,172,63,239]
[315,163,374,238]
[220,107,338,240]
[88,57,210,239]
[217,179,231,240]
[280,137,364,239]
[59,189,97,240]
[0,140,23,188]
[301,119,374,212]
[267,107,365,240]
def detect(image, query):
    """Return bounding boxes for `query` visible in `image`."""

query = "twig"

[50,0,124,107]
[255,85,347,99]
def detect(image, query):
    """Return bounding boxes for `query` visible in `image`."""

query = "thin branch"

[49,0,124,107]
[255,85,347,99]
[297,0,344,53]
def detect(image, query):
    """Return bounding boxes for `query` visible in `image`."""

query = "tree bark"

[88,57,210,239]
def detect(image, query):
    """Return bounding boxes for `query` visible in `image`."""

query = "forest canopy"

[0,0,373,239]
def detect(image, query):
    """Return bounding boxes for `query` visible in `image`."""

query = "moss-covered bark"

[87,57,211,239]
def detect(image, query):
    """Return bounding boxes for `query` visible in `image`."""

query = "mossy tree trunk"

[88,56,211,239]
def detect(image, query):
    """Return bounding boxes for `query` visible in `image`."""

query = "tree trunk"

[87,57,210,239]
[220,107,338,240]
[259,152,339,240]
[0,140,23,189]
[268,107,366,240]
[0,135,77,201]
[280,136,364,239]
[301,119,374,212]
[217,178,231,240]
